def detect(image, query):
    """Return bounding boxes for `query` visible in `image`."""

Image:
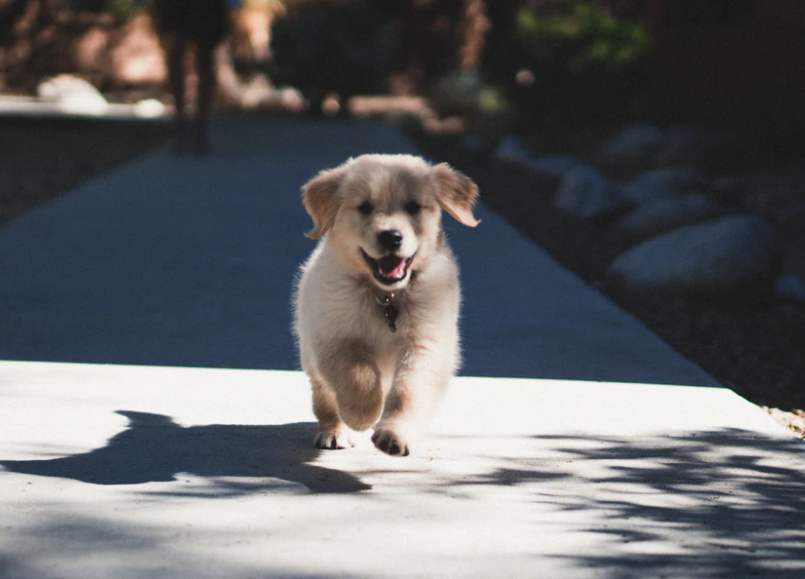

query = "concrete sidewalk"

[1,116,804,579]
[0,115,712,384]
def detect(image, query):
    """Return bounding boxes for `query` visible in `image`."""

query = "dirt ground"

[1,113,803,439]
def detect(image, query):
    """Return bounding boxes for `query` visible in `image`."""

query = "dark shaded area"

[1,410,371,494]
[644,0,805,131]
[411,131,805,412]
[662,0,755,27]
[0,0,29,42]
[0,116,172,227]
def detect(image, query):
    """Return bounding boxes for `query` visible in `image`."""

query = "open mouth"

[361,249,416,285]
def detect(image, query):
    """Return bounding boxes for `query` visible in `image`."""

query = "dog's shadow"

[1,411,370,495]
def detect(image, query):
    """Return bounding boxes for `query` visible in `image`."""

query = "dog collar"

[374,271,416,333]
[377,292,398,332]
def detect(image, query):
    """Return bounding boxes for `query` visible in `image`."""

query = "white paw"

[371,425,411,457]
[314,428,354,450]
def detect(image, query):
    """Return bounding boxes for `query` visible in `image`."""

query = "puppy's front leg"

[372,348,452,457]
[311,377,354,449]
[317,341,384,433]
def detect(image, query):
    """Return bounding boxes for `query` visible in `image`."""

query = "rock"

[640,167,701,192]
[274,86,306,112]
[712,175,743,206]
[133,99,167,118]
[524,155,582,179]
[599,123,664,169]
[37,75,108,116]
[234,74,274,110]
[600,124,707,171]
[619,173,677,206]
[606,215,782,299]
[617,193,717,241]
[775,275,805,303]
[492,135,534,164]
[275,86,305,110]
[554,165,622,220]
[656,125,701,167]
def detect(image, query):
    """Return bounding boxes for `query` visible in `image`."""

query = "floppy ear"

[301,165,347,239]
[431,163,480,227]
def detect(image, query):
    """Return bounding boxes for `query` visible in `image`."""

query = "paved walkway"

[1,115,804,579]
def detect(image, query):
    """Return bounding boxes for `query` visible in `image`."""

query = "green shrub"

[503,2,649,114]
[432,70,509,117]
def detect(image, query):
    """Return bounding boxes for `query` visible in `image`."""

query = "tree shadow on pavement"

[1,410,370,495]
[468,430,805,579]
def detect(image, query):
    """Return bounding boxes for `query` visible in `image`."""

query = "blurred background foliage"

[5,0,801,131]
[265,0,649,118]
[504,3,648,112]
[0,0,650,118]
[269,0,396,107]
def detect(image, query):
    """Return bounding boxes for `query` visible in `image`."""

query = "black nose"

[377,230,403,251]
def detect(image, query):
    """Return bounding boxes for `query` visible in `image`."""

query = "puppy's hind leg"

[372,348,454,457]
[311,377,354,449]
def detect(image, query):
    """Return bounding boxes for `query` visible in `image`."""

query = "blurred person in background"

[151,0,232,155]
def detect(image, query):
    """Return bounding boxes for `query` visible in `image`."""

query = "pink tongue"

[378,255,406,278]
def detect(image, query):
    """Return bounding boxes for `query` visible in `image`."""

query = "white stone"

[276,86,306,111]
[37,75,108,116]
[133,99,167,118]
[617,193,716,240]
[607,215,782,297]
[554,165,621,220]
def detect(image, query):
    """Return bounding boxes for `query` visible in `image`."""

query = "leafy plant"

[432,70,509,116]
[503,2,649,113]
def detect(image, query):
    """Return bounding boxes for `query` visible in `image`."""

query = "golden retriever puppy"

[294,154,479,456]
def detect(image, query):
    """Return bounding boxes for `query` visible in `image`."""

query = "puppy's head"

[302,154,479,290]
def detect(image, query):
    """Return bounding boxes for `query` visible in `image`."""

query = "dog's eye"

[358,202,373,215]
[405,201,421,215]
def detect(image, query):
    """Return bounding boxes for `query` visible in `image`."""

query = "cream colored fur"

[294,154,479,456]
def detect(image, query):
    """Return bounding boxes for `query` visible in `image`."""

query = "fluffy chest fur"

[294,241,461,373]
